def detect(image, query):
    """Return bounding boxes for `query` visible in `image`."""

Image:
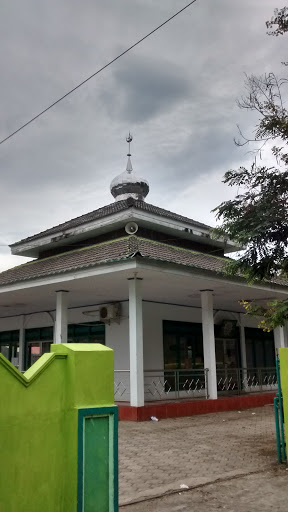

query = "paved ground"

[118,404,283,506]
[120,468,288,511]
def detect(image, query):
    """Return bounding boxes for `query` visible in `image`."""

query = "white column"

[274,323,288,350]
[239,314,247,388]
[128,278,144,407]
[55,291,69,344]
[239,315,247,369]
[201,290,217,399]
[18,315,25,372]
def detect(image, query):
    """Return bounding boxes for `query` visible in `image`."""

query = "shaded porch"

[0,260,287,413]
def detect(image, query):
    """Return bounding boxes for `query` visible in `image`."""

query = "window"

[0,330,19,368]
[68,323,105,344]
[163,321,204,370]
[25,327,54,368]
[214,324,240,369]
[245,328,275,368]
[25,323,105,369]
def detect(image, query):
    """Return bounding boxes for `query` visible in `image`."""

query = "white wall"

[0,299,264,374]
[105,302,129,369]
[0,312,54,331]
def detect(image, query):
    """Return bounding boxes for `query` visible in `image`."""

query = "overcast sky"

[0,0,287,271]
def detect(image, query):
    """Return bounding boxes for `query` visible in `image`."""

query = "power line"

[0,0,197,146]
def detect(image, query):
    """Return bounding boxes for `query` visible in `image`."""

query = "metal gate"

[274,355,286,463]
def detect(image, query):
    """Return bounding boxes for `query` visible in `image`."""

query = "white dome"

[110,156,149,202]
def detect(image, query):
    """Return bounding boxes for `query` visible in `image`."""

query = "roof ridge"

[11,199,213,248]
[136,200,212,230]
[10,200,130,247]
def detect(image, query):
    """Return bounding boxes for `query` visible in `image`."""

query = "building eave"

[1,235,287,294]
[134,257,288,294]
[0,260,138,294]
[10,205,239,258]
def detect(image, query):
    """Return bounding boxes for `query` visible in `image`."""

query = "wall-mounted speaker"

[125,222,139,234]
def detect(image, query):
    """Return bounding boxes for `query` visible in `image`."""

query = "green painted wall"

[0,343,115,512]
[84,415,110,510]
[279,348,288,455]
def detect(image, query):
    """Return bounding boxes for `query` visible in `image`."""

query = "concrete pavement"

[118,405,278,506]
[120,468,288,512]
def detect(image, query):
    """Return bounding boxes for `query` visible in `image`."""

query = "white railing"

[114,369,209,402]
[114,370,130,402]
[216,367,277,394]
[114,367,277,402]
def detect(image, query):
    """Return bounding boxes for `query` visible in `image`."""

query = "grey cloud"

[0,0,287,271]
[100,56,191,123]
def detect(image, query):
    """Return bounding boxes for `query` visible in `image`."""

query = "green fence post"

[51,343,118,512]
[274,397,282,463]
[0,343,118,512]
[278,350,287,463]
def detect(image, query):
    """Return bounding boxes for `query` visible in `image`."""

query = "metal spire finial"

[110,131,149,201]
[126,132,133,156]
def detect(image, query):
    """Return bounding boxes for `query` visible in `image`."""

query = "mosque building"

[0,134,286,418]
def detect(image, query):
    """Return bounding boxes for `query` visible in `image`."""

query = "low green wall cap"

[0,352,67,387]
[51,343,113,353]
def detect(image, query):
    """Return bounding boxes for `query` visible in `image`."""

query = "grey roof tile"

[11,199,211,247]
[0,236,236,288]
[2,236,286,288]
[0,238,132,286]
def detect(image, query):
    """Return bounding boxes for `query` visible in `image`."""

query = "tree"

[213,9,288,331]
[266,7,288,36]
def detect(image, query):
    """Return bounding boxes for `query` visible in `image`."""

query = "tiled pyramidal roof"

[0,236,228,287]
[11,199,211,247]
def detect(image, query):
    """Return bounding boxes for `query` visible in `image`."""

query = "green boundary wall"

[0,343,117,512]
[279,348,288,460]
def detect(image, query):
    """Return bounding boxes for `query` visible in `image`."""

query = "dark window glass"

[67,323,105,344]
[265,339,275,367]
[163,321,204,370]
[24,323,105,369]
[246,339,254,368]
[244,328,275,368]
[25,328,42,342]
[0,330,19,343]
[0,330,19,366]
[255,340,265,367]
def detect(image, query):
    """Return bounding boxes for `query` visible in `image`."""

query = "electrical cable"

[0,0,197,146]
